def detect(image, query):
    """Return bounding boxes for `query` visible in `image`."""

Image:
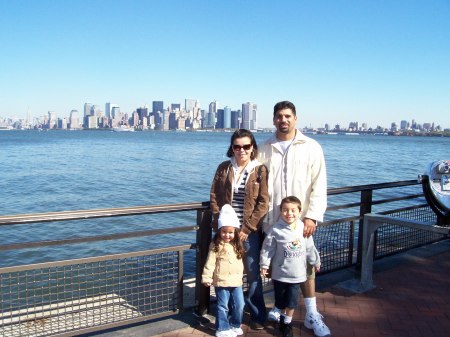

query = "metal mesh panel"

[374,206,445,259]
[384,205,437,223]
[0,250,182,337]
[314,220,354,272]
[375,222,446,259]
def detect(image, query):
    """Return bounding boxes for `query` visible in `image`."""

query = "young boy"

[260,196,321,337]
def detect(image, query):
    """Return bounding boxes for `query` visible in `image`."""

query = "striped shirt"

[231,172,248,225]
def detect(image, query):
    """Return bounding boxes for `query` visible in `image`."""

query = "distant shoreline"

[1,127,449,137]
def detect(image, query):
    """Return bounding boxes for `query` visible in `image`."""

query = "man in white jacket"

[258,101,330,337]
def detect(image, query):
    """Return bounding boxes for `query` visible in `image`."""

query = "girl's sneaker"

[231,326,244,336]
[216,329,234,337]
[268,307,281,322]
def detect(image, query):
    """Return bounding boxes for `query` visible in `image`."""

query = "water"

[1,130,449,271]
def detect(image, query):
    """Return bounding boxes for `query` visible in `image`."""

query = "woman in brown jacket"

[210,129,269,329]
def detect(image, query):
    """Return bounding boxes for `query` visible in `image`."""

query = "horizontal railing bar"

[379,203,430,215]
[327,179,419,195]
[0,244,194,273]
[322,203,430,225]
[327,202,362,211]
[321,215,361,226]
[371,193,423,205]
[0,225,199,252]
[327,193,423,211]
[0,202,209,226]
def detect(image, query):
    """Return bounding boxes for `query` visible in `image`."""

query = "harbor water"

[1,130,449,273]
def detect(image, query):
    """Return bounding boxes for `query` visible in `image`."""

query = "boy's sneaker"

[231,327,244,336]
[304,312,331,337]
[216,329,234,337]
[267,307,281,322]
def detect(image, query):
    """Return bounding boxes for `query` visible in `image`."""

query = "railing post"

[357,189,372,267]
[195,202,212,316]
[360,214,378,291]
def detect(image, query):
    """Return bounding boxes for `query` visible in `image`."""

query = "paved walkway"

[91,240,450,337]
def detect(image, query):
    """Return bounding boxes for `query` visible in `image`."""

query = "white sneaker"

[216,329,234,337]
[267,307,281,322]
[304,312,331,337]
[231,326,244,336]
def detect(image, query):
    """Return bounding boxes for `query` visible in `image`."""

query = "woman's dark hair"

[226,128,258,160]
[212,227,245,259]
[273,101,297,118]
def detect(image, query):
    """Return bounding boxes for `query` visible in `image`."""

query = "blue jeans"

[243,230,267,323]
[215,286,244,332]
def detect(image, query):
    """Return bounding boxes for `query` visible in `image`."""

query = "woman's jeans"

[243,230,267,323]
[215,286,244,331]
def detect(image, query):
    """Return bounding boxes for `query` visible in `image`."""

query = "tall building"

[105,103,119,119]
[47,111,57,129]
[204,100,217,128]
[184,99,201,128]
[400,120,408,130]
[186,99,198,114]
[137,106,149,121]
[84,103,92,117]
[216,109,224,129]
[231,109,241,129]
[90,105,101,117]
[242,102,257,130]
[223,106,231,129]
[171,103,181,111]
[153,101,164,115]
[111,106,120,119]
[69,110,81,129]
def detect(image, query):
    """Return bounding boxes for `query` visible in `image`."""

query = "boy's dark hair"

[280,196,302,211]
[226,128,258,160]
[212,227,245,259]
[273,101,297,118]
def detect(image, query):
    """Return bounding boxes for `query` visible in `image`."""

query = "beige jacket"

[202,242,244,287]
[258,130,327,232]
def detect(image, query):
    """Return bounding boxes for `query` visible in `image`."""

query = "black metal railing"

[0,180,446,336]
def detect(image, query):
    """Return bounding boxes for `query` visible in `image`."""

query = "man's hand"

[303,218,317,237]
[260,268,268,277]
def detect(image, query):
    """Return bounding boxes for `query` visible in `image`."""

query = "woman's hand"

[239,232,248,242]
[260,268,268,277]
[202,282,211,287]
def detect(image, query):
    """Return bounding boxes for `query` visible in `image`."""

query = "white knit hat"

[218,204,241,229]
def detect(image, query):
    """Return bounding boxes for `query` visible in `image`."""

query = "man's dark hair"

[273,101,297,118]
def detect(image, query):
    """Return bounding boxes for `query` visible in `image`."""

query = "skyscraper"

[153,101,164,115]
[242,102,257,130]
[105,103,119,119]
[69,110,81,129]
[84,103,92,117]
[223,106,231,129]
[216,109,224,129]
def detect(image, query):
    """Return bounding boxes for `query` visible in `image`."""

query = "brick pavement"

[154,241,450,337]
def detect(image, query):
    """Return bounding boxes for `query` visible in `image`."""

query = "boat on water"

[113,125,135,132]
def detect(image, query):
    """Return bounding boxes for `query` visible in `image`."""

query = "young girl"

[260,196,321,337]
[202,204,246,337]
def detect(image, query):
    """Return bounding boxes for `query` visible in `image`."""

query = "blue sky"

[1,0,449,129]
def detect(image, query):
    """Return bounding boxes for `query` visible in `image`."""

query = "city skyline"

[1,1,449,129]
[1,98,446,132]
